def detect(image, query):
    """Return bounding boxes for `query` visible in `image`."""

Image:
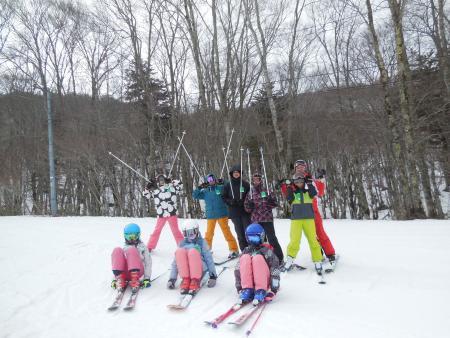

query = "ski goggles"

[183,228,199,240]
[207,175,216,183]
[252,174,262,181]
[247,234,262,244]
[293,177,305,184]
[124,232,139,241]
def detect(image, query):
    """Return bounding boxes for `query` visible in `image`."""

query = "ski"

[282,263,307,272]
[214,256,238,266]
[107,269,168,311]
[167,267,227,310]
[167,293,194,310]
[228,301,267,326]
[204,303,249,328]
[107,289,126,311]
[123,288,139,311]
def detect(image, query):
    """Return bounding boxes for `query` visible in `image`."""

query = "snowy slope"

[1,216,450,338]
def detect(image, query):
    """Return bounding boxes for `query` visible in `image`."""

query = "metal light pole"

[47,91,57,216]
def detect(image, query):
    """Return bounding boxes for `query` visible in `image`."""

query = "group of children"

[110,159,337,304]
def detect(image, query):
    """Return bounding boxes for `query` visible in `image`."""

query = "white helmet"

[182,219,200,239]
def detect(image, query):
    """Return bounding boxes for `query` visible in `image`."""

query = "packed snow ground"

[1,216,450,338]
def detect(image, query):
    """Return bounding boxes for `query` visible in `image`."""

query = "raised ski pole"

[259,146,270,194]
[245,302,268,336]
[222,147,235,199]
[178,137,202,180]
[108,152,150,182]
[220,128,235,178]
[240,147,244,199]
[246,148,253,199]
[168,131,186,177]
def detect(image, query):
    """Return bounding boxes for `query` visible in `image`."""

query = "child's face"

[295,164,307,176]
[252,176,262,185]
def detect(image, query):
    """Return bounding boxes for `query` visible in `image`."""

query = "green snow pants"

[286,219,323,262]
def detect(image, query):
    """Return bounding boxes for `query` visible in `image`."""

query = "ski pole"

[222,147,235,199]
[246,148,253,199]
[259,146,270,192]
[240,147,244,199]
[178,137,202,180]
[220,128,235,178]
[245,302,268,336]
[168,130,186,177]
[108,152,150,182]
[150,269,170,282]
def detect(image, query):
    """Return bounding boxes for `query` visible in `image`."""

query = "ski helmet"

[124,223,141,243]
[245,223,265,245]
[206,174,216,184]
[181,219,200,240]
[294,159,307,169]
[156,174,167,186]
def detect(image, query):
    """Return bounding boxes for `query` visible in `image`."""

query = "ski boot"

[315,262,323,276]
[253,289,267,306]
[282,256,294,272]
[188,278,200,295]
[129,270,140,293]
[111,272,127,292]
[180,277,191,295]
[238,288,254,304]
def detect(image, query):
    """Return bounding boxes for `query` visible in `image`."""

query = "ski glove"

[266,290,276,301]
[304,174,313,184]
[141,279,151,289]
[316,168,326,179]
[142,189,151,199]
[111,279,119,289]
[146,179,157,190]
[207,278,216,288]
[247,200,255,210]
[207,274,217,288]
[197,182,208,190]
[167,279,176,289]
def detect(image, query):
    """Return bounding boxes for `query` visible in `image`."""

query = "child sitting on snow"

[167,219,218,295]
[234,223,280,305]
[111,223,152,292]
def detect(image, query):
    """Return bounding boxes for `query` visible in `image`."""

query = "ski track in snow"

[1,216,450,338]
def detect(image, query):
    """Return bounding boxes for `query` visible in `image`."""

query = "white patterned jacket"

[142,180,182,217]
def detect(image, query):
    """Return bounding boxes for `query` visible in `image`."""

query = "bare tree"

[243,0,287,174]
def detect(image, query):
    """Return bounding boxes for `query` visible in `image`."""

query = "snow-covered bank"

[1,216,449,338]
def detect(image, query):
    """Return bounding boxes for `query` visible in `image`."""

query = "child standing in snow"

[167,219,218,295]
[142,174,184,251]
[193,173,239,259]
[222,164,252,252]
[244,172,284,263]
[284,175,324,274]
[111,223,152,292]
[292,159,336,263]
[234,223,280,305]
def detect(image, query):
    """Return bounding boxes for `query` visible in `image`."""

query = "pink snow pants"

[147,215,183,250]
[239,254,270,291]
[175,248,203,279]
[111,247,144,280]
